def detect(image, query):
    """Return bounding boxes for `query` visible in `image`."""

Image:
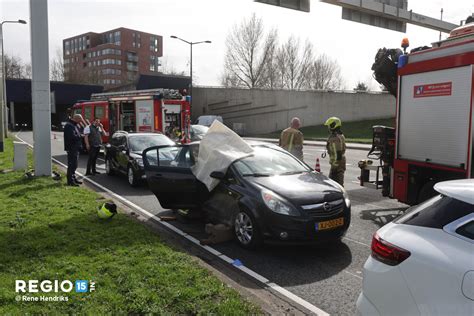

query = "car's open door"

[142,145,199,209]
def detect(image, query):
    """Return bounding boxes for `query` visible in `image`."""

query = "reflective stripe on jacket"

[279,127,304,160]
[326,132,346,170]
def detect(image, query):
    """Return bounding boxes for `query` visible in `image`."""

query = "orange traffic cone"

[315,158,321,173]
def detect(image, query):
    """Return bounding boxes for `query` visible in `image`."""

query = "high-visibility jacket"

[279,127,304,160]
[326,132,346,170]
[97,202,117,219]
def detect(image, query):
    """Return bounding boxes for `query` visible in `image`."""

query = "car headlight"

[327,180,351,208]
[261,189,300,216]
[342,188,351,208]
[136,158,144,167]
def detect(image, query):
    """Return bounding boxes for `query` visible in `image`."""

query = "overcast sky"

[1,0,473,89]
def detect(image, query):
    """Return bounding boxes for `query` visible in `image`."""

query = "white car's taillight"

[371,233,411,266]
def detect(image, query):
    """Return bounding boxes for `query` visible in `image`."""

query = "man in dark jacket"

[64,114,84,186]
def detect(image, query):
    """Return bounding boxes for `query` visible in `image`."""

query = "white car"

[357,179,474,316]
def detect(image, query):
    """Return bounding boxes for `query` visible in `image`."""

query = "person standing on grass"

[279,117,304,161]
[84,118,108,176]
[64,114,84,186]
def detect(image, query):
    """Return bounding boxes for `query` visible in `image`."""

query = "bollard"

[13,141,28,171]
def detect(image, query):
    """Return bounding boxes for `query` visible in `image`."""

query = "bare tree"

[354,81,369,91]
[4,55,27,79]
[23,63,32,79]
[50,48,65,81]
[260,37,279,89]
[306,54,344,90]
[223,13,278,88]
[160,56,186,76]
[278,36,313,90]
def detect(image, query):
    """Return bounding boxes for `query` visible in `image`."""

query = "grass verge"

[0,138,260,314]
[255,117,395,143]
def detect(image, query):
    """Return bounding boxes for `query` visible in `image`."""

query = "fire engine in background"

[71,88,192,143]
[360,18,474,205]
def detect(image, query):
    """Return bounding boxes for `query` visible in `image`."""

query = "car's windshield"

[129,134,174,152]
[192,125,209,135]
[233,146,310,176]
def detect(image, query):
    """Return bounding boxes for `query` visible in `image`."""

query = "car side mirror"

[210,171,225,180]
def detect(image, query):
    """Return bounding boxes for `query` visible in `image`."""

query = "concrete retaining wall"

[192,87,396,135]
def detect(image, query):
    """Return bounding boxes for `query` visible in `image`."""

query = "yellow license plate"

[316,217,344,231]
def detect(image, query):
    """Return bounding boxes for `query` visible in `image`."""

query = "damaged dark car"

[143,142,351,249]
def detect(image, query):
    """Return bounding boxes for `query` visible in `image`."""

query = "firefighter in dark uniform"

[324,117,346,186]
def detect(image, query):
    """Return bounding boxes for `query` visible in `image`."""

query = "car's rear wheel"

[234,210,262,249]
[105,158,114,175]
[127,165,138,187]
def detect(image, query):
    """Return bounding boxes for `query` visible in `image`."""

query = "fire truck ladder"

[90,88,183,101]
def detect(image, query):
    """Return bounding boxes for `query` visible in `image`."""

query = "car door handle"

[152,174,163,179]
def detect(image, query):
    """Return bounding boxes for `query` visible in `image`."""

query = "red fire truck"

[361,21,474,205]
[71,89,191,143]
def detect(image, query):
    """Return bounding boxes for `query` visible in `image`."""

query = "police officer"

[324,117,346,186]
[279,117,304,161]
[64,114,84,186]
[84,118,108,176]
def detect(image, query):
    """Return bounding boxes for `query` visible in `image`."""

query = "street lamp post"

[0,19,27,152]
[170,35,211,106]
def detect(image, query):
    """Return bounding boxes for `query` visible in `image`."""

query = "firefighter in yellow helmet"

[324,117,346,186]
[97,202,117,219]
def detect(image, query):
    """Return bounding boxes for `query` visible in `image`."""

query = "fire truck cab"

[72,89,191,143]
[363,21,474,205]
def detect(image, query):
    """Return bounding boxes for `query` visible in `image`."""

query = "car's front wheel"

[127,165,139,187]
[234,209,263,249]
[105,158,114,176]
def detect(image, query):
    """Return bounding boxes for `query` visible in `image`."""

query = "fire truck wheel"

[105,158,115,176]
[128,165,139,187]
[418,180,437,204]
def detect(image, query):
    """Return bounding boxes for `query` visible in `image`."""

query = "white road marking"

[15,133,330,316]
[344,270,363,280]
[342,236,371,248]
[267,283,329,316]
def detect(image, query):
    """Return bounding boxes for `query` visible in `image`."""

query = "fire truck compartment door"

[163,104,180,113]
[136,100,154,132]
[398,66,473,169]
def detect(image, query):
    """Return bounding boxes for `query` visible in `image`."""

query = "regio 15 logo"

[16,280,95,293]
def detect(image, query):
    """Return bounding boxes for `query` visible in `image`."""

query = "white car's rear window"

[396,195,474,229]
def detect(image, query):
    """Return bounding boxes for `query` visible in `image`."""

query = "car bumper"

[260,206,351,243]
[356,293,380,316]
[358,256,419,315]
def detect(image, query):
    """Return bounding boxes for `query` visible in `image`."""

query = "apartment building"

[63,27,163,88]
